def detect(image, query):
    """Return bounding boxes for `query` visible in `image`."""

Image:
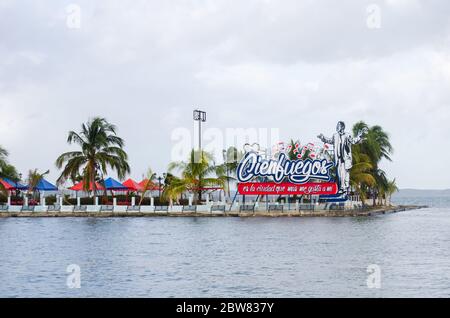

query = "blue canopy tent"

[103,178,128,191]
[32,179,58,191]
[2,177,28,190]
[101,178,128,205]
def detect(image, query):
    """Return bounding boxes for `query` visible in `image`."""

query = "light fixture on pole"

[156,173,167,202]
[193,109,207,151]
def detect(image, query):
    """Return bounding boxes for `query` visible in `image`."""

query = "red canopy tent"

[0,179,14,191]
[123,179,143,192]
[69,181,105,191]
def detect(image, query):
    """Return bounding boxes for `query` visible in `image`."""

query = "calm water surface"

[0,197,449,298]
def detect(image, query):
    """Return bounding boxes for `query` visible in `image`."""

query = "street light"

[193,109,207,151]
[157,173,167,203]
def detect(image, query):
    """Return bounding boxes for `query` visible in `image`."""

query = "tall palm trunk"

[197,175,202,204]
[197,190,202,204]
[91,165,97,204]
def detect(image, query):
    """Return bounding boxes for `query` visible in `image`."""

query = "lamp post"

[194,110,207,204]
[157,176,163,201]
[193,109,207,151]
[157,173,167,203]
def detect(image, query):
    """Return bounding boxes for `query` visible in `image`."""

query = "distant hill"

[394,189,450,198]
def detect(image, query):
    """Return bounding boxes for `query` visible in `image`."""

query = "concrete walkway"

[0,205,426,218]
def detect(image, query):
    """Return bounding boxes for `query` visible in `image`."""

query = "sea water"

[0,196,449,297]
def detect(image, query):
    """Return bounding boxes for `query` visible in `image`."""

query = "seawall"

[0,205,426,218]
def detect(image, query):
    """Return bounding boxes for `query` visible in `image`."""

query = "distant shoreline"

[395,189,450,198]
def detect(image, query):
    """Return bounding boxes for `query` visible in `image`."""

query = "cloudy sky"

[1,0,450,189]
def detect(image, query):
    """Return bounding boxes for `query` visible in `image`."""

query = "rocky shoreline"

[0,205,427,218]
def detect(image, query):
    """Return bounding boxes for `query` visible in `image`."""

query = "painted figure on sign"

[317,121,367,195]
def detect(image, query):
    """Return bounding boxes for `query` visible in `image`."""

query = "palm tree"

[218,146,243,200]
[352,121,394,206]
[55,117,130,198]
[373,168,389,205]
[0,146,9,195]
[0,146,19,180]
[167,149,225,204]
[353,122,393,164]
[350,150,376,203]
[0,146,8,167]
[1,164,20,181]
[385,179,399,206]
[162,173,184,206]
[27,169,50,201]
[0,146,20,195]
[138,167,157,206]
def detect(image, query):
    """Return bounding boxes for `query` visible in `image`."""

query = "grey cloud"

[0,0,449,189]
